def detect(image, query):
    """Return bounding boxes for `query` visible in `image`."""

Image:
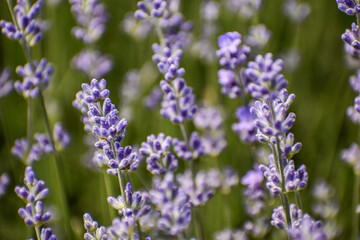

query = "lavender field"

[0,0,357,239]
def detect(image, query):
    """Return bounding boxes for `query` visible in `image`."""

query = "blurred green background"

[0,0,357,239]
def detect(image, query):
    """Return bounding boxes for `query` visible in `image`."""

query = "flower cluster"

[14,59,53,98]
[0,68,13,98]
[0,0,44,46]
[72,50,113,79]
[15,167,54,235]
[0,173,10,198]
[140,133,178,175]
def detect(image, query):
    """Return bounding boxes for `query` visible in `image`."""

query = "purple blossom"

[160,78,197,124]
[200,133,227,157]
[342,23,360,59]
[40,228,57,240]
[244,53,288,100]
[121,12,154,40]
[341,143,360,172]
[350,70,360,93]
[135,0,167,19]
[218,69,242,99]
[232,106,257,143]
[244,24,271,50]
[271,204,303,230]
[18,201,51,227]
[14,59,53,98]
[289,214,327,240]
[140,133,178,175]
[280,133,302,159]
[259,156,282,196]
[0,68,13,98]
[108,182,150,218]
[337,0,360,15]
[250,89,296,142]
[193,107,223,131]
[173,132,204,161]
[0,0,44,46]
[241,166,266,216]
[152,41,185,81]
[217,32,251,70]
[107,217,139,239]
[177,170,214,207]
[105,144,140,175]
[15,166,49,203]
[0,173,10,198]
[70,0,108,44]
[225,0,263,19]
[347,105,360,123]
[149,173,192,235]
[283,0,311,24]
[143,86,162,110]
[83,213,108,240]
[206,167,239,194]
[71,50,112,79]
[283,160,308,192]
[53,123,71,150]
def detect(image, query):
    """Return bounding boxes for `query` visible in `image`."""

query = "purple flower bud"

[72,50,112,79]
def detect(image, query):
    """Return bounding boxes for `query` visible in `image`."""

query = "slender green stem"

[103,171,115,221]
[136,219,142,240]
[154,19,166,48]
[34,226,40,240]
[25,99,33,160]
[117,169,128,207]
[353,172,359,240]
[193,207,203,240]
[295,190,303,210]
[222,194,231,228]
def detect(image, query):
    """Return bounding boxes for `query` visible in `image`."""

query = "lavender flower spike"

[232,106,257,143]
[217,32,251,70]
[289,214,327,240]
[173,132,204,161]
[342,23,360,59]
[271,204,303,230]
[135,0,167,20]
[245,24,271,50]
[83,213,108,240]
[0,173,10,198]
[341,143,360,173]
[14,59,53,98]
[336,0,360,15]
[40,228,57,240]
[0,68,13,98]
[18,201,51,226]
[54,123,71,150]
[140,133,178,175]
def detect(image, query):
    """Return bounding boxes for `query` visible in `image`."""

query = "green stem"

[103,171,115,221]
[34,226,40,240]
[193,207,203,240]
[25,99,33,160]
[353,172,359,240]
[154,19,166,48]
[222,194,231,228]
[295,190,303,210]
[117,169,128,207]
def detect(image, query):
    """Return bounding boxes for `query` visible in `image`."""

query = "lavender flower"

[271,204,303,230]
[218,69,242,99]
[342,23,360,59]
[232,106,257,143]
[143,86,162,110]
[149,173,192,235]
[177,170,214,207]
[108,182,150,218]
[241,166,266,216]
[337,0,360,15]
[0,0,44,46]
[0,68,13,98]
[225,0,264,19]
[12,134,53,164]
[283,0,311,24]
[121,12,154,40]
[72,50,112,79]
[350,70,360,93]
[193,107,223,131]
[173,132,204,161]
[83,213,108,240]
[40,228,57,240]
[341,143,360,173]
[14,59,53,98]
[283,160,308,192]
[259,156,282,196]
[53,123,71,150]
[0,173,10,198]
[244,53,288,100]
[206,167,239,194]
[140,133,178,175]
[160,78,197,124]
[280,133,302,159]
[217,32,250,70]
[15,166,49,203]
[15,167,51,227]
[289,214,327,240]
[244,24,271,50]
[135,0,167,20]
[250,89,296,142]
[152,41,185,81]
[69,0,108,44]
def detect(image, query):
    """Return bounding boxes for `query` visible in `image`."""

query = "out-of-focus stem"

[295,190,303,210]
[155,19,166,48]
[26,99,33,160]
[103,171,115,221]
[117,169,127,207]
[353,172,359,240]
